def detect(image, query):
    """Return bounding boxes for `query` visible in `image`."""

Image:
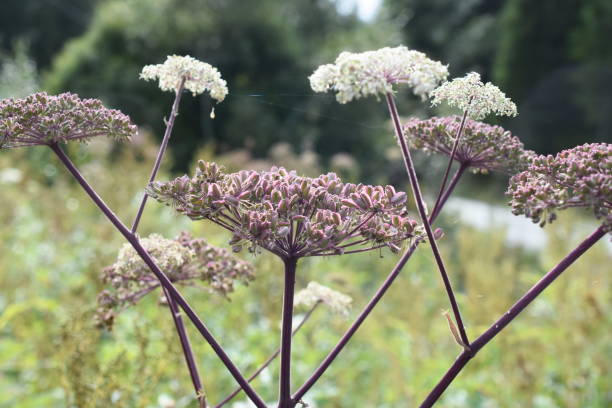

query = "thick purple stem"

[292,165,466,403]
[419,225,606,407]
[131,77,186,233]
[164,287,206,407]
[279,257,298,408]
[430,108,470,219]
[385,92,469,347]
[216,302,320,408]
[49,144,266,408]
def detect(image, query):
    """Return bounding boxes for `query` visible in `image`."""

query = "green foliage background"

[1,0,611,407]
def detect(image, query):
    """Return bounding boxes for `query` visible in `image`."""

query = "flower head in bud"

[148,161,422,259]
[95,232,253,329]
[295,281,353,316]
[0,92,136,149]
[404,116,534,174]
[431,72,517,119]
[507,143,611,232]
[140,55,228,101]
[309,46,448,103]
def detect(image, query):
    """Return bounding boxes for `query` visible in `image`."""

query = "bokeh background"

[0,0,610,407]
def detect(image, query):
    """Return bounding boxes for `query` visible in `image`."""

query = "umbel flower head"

[140,55,228,101]
[295,281,353,317]
[309,46,448,103]
[431,72,517,120]
[147,161,422,259]
[507,143,611,232]
[95,232,254,329]
[404,116,534,174]
[0,92,136,149]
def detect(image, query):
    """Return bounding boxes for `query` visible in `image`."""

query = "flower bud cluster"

[140,55,228,101]
[0,92,136,149]
[431,72,517,119]
[309,46,448,103]
[403,116,534,174]
[95,232,254,329]
[507,143,611,231]
[295,281,353,317]
[147,161,421,259]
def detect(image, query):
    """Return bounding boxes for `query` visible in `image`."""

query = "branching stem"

[419,226,606,407]
[49,143,266,408]
[385,92,469,347]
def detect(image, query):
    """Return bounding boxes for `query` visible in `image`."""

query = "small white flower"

[430,72,517,119]
[115,233,195,274]
[295,281,353,316]
[140,55,228,101]
[309,46,448,103]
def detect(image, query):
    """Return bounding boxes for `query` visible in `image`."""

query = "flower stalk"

[292,156,466,403]
[385,92,470,348]
[279,257,298,408]
[430,101,471,218]
[215,302,321,408]
[419,225,606,407]
[131,76,186,233]
[164,287,206,408]
[49,143,266,408]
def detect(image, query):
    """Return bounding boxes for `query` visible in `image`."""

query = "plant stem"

[430,108,470,219]
[215,302,320,408]
[419,225,606,407]
[131,77,186,233]
[429,164,467,222]
[164,287,206,408]
[385,92,469,347]
[279,257,298,408]
[292,164,465,403]
[49,143,267,408]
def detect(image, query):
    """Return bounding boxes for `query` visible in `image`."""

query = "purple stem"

[131,77,186,233]
[279,257,298,408]
[215,302,320,408]
[163,287,206,408]
[292,165,466,404]
[49,143,267,408]
[385,92,469,347]
[430,108,470,219]
[429,163,467,222]
[419,225,606,407]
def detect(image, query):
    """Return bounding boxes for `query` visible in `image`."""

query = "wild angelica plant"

[0,46,610,408]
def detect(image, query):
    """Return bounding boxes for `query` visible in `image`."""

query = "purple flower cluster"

[0,92,137,149]
[403,116,534,174]
[96,231,254,329]
[507,143,611,231]
[147,161,421,259]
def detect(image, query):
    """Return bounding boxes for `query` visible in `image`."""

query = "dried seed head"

[0,92,136,149]
[404,116,534,175]
[507,143,611,232]
[148,162,422,258]
[95,232,254,329]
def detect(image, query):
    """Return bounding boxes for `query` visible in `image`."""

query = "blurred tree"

[44,0,395,178]
[0,0,100,69]
[494,0,612,154]
[383,0,506,78]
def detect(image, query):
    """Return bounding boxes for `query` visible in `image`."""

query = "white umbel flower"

[140,55,228,101]
[295,281,353,316]
[431,72,517,119]
[309,46,448,103]
[115,234,195,276]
